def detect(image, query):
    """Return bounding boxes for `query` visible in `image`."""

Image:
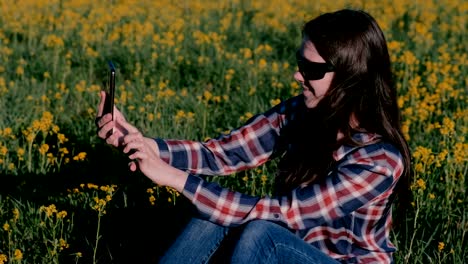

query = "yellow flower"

[14,249,22,261]
[270,98,281,107]
[439,117,455,136]
[0,146,7,156]
[57,211,67,219]
[40,204,58,217]
[3,222,10,231]
[12,208,20,221]
[258,58,267,69]
[16,65,24,75]
[412,178,426,191]
[0,254,7,264]
[2,127,12,137]
[143,94,155,102]
[248,87,256,96]
[73,152,87,161]
[57,133,68,144]
[87,183,98,189]
[438,242,445,252]
[39,144,49,155]
[149,195,156,205]
[59,238,69,250]
[240,112,253,122]
[43,34,64,48]
[453,142,467,165]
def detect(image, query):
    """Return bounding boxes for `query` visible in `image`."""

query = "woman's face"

[294,40,334,108]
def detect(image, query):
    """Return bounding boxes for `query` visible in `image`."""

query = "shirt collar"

[333,132,382,162]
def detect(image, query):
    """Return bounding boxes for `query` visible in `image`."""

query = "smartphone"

[103,61,116,120]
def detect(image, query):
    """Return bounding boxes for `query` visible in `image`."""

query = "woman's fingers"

[97,120,115,138]
[122,132,144,145]
[95,113,112,128]
[128,150,147,161]
[128,161,138,172]
[105,132,122,147]
[123,139,144,154]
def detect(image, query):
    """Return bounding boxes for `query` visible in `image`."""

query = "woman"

[96,9,411,264]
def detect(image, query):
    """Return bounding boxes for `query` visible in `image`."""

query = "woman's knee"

[182,217,227,240]
[236,220,282,248]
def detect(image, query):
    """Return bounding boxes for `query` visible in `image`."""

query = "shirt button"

[273,213,280,219]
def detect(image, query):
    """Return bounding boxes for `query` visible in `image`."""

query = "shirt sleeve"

[182,142,404,230]
[154,96,302,175]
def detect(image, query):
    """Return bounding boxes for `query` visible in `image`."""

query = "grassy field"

[0,0,466,263]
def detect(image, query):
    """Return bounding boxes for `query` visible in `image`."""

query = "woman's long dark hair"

[277,9,412,221]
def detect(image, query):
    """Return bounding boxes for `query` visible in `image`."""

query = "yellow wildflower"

[73,152,87,161]
[149,195,156,205]
[87,183,98,189]
[59,238,69,251]
[0,146,7,156]
[258,58,267,69]
[0,254,7,264]
[16,65,24,75]
[40,204,58,217]
[39,144,49,155]
[412,178,426,191]
[261,175,268,184]
[14,249,22,261]
[2,127,12,137]
[57,211,67,219]
[12,208,20,221]
[438,242,445,252]
[270,98,281,107]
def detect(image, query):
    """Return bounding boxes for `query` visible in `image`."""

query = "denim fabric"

[159,217,229,264]
[160,218,340,264]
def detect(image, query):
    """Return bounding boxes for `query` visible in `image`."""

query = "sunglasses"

[296,50,334,80]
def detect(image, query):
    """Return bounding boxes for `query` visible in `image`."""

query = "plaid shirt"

[155,95,403,264]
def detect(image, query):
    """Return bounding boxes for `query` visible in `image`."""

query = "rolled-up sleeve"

[154,96,304,175]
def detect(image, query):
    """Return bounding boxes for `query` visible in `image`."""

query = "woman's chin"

[303,96,318,108]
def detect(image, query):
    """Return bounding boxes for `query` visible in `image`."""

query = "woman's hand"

[95,91,159,156]
[120,121,188,192]
[95,91,130,147]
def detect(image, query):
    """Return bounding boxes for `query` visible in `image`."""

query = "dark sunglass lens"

[296,51,330,80]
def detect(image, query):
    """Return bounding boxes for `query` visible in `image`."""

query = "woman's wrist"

[143,137,160,156]
[170,168,189,193]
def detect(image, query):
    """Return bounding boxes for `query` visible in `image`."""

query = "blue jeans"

[159,218,340,264]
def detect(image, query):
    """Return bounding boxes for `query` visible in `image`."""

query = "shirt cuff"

[183,174,203,201]
[153,138,171,164]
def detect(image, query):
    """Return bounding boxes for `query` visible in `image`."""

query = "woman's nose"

[293,71,304,82]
